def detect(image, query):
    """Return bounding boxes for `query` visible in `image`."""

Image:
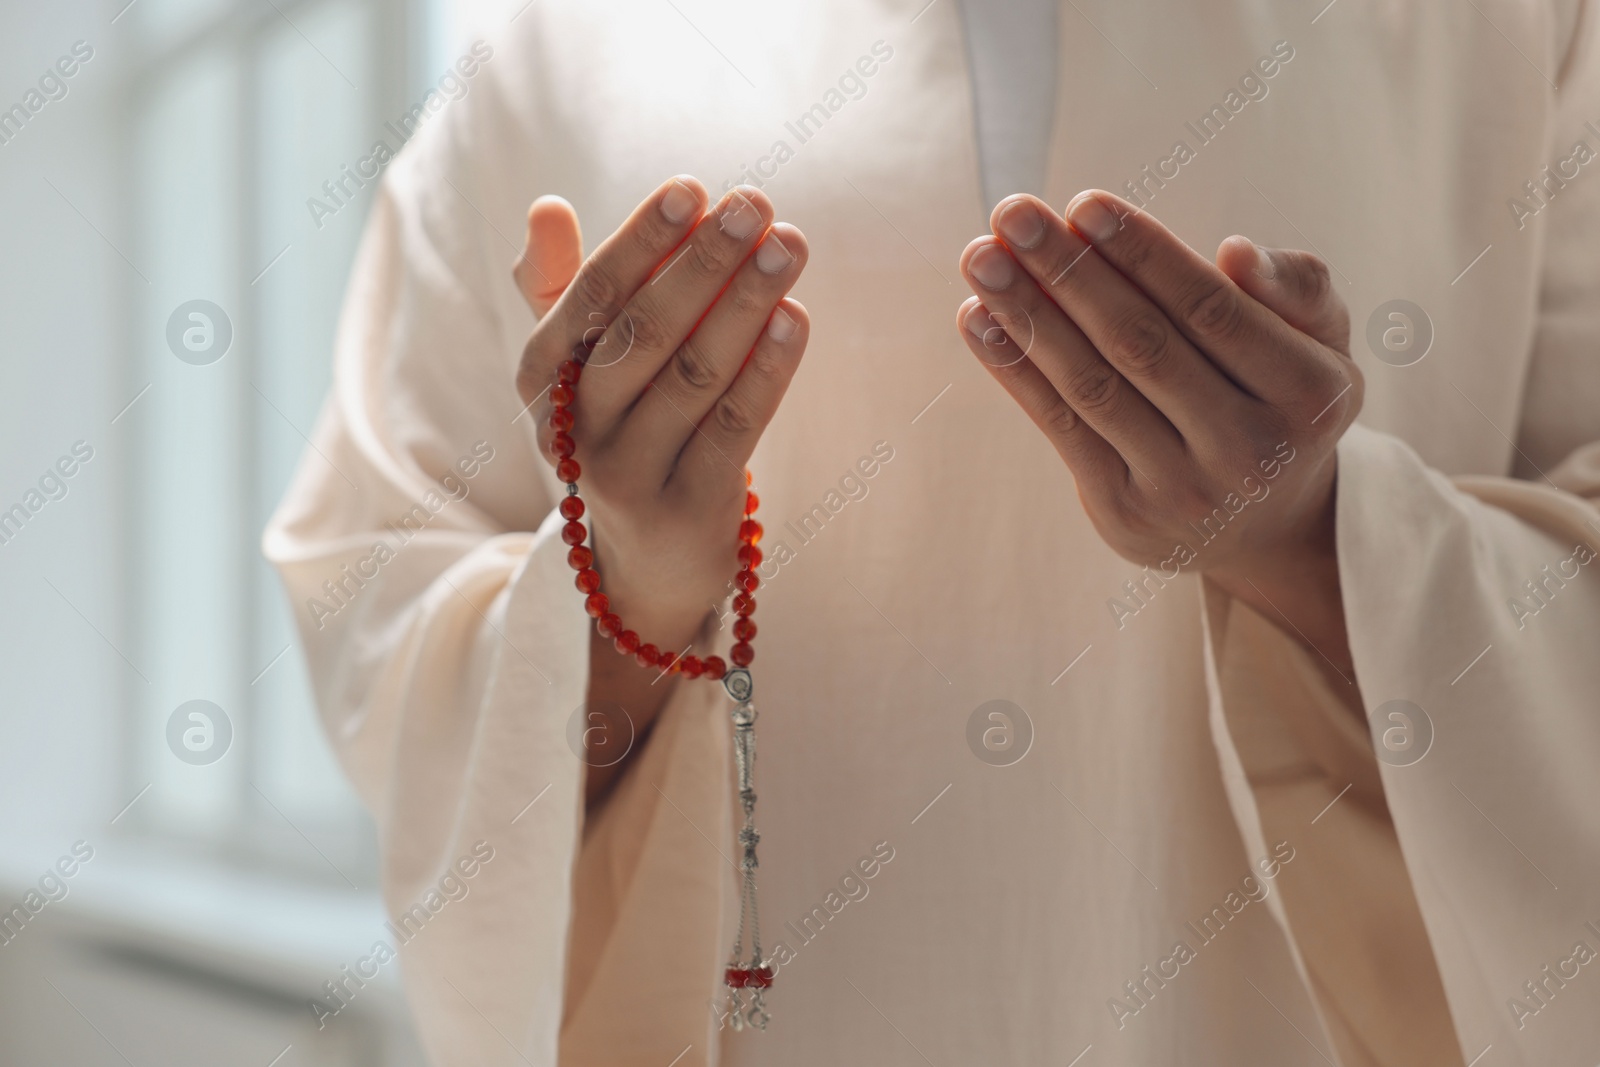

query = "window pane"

[132,44,244,836]
[251,0,375,838]
[123,0,235,54]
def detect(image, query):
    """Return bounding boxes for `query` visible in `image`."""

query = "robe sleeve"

[263,104,731,1067]
[1200,2,1600,1062]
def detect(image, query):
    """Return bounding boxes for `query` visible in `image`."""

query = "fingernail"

[767,306,797,342]
[756,230,795,274]
[997,200,1045,249]
[963,303,1001,341]
[661,178,698,224]
[1067,193,1119,243]
[968,244,1015,290]
[1252,241,1277,280]
[719,188,761,239]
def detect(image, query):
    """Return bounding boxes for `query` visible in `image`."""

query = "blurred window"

[122,0,447,885]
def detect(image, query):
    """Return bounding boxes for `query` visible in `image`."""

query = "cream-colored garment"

[1207,583,1465,1065]
[263,1,1600,1064]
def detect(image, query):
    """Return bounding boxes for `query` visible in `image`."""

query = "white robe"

[264,0,1600,1063]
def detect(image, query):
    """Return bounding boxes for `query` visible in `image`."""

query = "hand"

[513,178,808,805]
[513,177,810,655]
[955,190,1362,672]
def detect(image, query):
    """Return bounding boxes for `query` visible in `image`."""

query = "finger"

[959,235,1182,476]
[515,174,707,410]
[1216,236,1350,354]
[678,298,810,485]
[956,296,1129,492]
[1060,190,1340,404]
[581,186,776,428]
[618,223,807,480]
[514,195,583,317]
[1217,239,1363,432]
[992,194,1245,437]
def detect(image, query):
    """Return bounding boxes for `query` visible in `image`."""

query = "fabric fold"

[1201,423,1600,1066]
[265,147,735,1064]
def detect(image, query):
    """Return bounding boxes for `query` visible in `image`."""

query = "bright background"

[0,1,512,1062]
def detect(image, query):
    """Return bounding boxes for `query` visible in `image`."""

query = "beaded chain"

[551,340,775,1029]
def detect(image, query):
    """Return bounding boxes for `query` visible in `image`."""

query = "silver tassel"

[722,668,770,1029]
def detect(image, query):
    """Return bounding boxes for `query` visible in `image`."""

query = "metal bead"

[723,667,754,703]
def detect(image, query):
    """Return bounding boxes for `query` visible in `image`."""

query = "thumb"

[514,195,583,318]
[1217,236,1349,353]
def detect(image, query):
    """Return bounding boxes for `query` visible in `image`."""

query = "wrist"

[1201,463,1351,674]
[1204,531,1351,676]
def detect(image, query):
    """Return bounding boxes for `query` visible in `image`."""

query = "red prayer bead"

[556,364,764,683]
[725,967,749,988]
[749,965,774,988]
